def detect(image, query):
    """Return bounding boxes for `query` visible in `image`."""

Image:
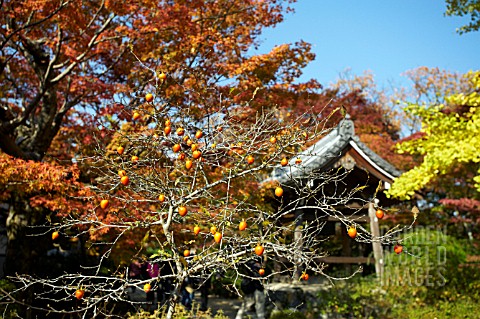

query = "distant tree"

[387,71,480,235]
[387,71,480,199]
[290,71,409,171]
[400,67,473,135]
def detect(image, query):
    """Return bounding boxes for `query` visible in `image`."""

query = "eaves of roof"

[270,115,402,185]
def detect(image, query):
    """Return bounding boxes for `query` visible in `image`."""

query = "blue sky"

[256,0,480,89]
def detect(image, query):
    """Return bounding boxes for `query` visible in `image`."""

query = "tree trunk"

[166,283,181,319]
[4,197,50,318]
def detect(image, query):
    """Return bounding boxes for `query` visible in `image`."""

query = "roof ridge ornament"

[339,114,354,138]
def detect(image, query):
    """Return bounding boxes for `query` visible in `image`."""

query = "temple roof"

[270,115,402,185]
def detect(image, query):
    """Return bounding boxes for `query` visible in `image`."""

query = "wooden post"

[341,225,352,275]
[293,200,304,281]
[368,202,384,279]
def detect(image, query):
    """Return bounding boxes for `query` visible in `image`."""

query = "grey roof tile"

[270,115,401,184]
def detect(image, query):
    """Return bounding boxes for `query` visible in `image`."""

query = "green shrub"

[314,278,392,319]
[311,229,480,319]
[382,228,468,302]
[390,297,480,319]
[127,304,230,319]
[270,309,306,319]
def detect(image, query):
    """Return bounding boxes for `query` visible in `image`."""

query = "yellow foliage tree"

[388,71,480,200]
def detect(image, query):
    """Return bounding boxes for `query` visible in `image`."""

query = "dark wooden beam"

[317,256,375,264]
[320,215,370,223]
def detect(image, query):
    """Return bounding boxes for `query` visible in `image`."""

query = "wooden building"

[269,115,402,278]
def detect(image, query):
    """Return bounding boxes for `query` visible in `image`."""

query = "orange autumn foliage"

[0,153,92,215]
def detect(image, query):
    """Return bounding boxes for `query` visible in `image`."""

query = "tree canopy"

[0,0,317,162]
[387,71,480,201]
[445,0,480,34]
[0,0,319,276]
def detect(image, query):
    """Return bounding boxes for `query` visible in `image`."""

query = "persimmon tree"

[2,83,416,318]
[0,1,315,317]
[0,0,317,280]
[1,1,414,317]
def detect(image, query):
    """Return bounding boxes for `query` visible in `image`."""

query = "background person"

[235,259,265,319]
